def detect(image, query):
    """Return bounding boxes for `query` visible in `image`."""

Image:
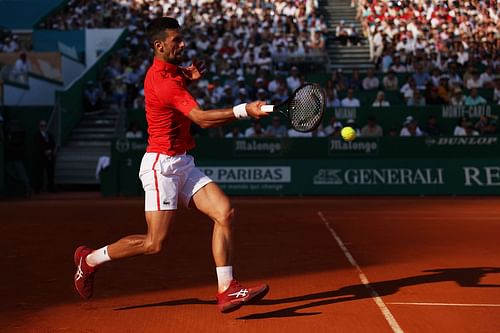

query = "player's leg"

[187,179,268,313]
[105,152,179,258]
[106,210,175,258]
[190,182,234,271]
[74,210,175,299]
[74,152,178,299]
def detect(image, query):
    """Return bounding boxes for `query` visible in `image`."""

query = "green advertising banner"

[103,137,500,197]
[197,159,500,195]
[0,143,4,196]
[192,136,500,159]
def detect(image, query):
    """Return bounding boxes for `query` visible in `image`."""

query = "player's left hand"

[181,58,206,81]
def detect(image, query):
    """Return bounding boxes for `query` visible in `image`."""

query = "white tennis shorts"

[139,152,212,211]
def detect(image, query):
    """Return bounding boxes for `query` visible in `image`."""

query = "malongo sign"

[329,139,379,155]
[233,139,282,156]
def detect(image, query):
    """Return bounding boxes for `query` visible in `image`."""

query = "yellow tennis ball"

[341,126,356,141]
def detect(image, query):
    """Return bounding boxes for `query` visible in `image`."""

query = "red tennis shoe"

[216,279,269,313]
[73,246,97,299]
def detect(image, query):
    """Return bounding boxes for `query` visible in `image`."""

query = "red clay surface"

[1,195,500,333]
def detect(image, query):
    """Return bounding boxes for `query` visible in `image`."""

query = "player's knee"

[143,240,162,254]
[214,206,235,228]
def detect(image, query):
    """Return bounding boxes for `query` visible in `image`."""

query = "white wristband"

[232,103,249,119]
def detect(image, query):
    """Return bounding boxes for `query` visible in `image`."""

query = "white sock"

[216,266,234,293]
[86,246,111,267]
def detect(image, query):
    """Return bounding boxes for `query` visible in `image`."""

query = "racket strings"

[288,84,325,132]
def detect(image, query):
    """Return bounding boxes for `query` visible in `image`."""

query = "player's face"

[157,29,185,64]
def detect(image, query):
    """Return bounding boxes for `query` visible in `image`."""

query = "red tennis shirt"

[143,57,198,156]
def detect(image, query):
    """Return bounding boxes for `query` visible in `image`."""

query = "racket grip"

[261,105,274,112]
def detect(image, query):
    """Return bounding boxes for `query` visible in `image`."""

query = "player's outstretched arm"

[187,101,269,128]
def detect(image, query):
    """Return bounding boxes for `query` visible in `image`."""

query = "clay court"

[1,195,500,333]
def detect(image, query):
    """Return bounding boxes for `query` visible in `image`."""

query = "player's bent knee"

[143,240,162,255]
[214,206,235,228]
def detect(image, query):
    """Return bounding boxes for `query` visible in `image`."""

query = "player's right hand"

[246,101,270,119]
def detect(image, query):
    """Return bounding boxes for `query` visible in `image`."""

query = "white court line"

[330,216,500,221]
[317,211,404,333]
[382,217,500,220]
[388,302,500,307]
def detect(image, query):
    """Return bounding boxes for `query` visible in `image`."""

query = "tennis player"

[74,17,269,313]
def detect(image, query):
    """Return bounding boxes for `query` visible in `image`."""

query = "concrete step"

[326,13,356,18]
[327,43,368,49]
[327,44,369,50]
[326,33,365,40]
[72,127,115,134]
[327,40,368,46]
[78,121,117,128]
[55,165,98,175]
[66,140,112,148]
[329,63,375,71]
[327,50,370,56]
[56,153,105,163]
[328,56,370,61]
[327,27,362,33]
[328,49,370,55]
[324,6,356,10]
[328,52,369,58]
[327,20,360,25]
[69,133,116,140]
[83,115,119,122]
[324,0,353,5]
[326,9,356,13]
[330,60,368,67]
[328,47,369,52]
[58,146,109,154]
[324,11,356,15]
[55,106,120,186]
[55,175,99,185]
[329,59,371,65]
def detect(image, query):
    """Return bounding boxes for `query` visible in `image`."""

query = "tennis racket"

[261,83,326,132]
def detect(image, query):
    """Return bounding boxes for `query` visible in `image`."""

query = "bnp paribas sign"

[200,166,291,183]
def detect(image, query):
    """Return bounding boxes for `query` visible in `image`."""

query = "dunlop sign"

[426,137,498,146]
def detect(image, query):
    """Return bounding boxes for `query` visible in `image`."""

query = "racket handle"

[261,105,274,112]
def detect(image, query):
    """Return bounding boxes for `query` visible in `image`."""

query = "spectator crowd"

[346,0,499,108]
[6,0,499,138]
[40,0,328,113]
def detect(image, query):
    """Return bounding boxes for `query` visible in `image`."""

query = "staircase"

[321,0,373,72]
[55,108,119,186]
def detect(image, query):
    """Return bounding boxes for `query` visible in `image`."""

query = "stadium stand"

[0,0,498,192]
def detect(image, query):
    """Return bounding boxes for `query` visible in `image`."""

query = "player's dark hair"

[146,17,180,50]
